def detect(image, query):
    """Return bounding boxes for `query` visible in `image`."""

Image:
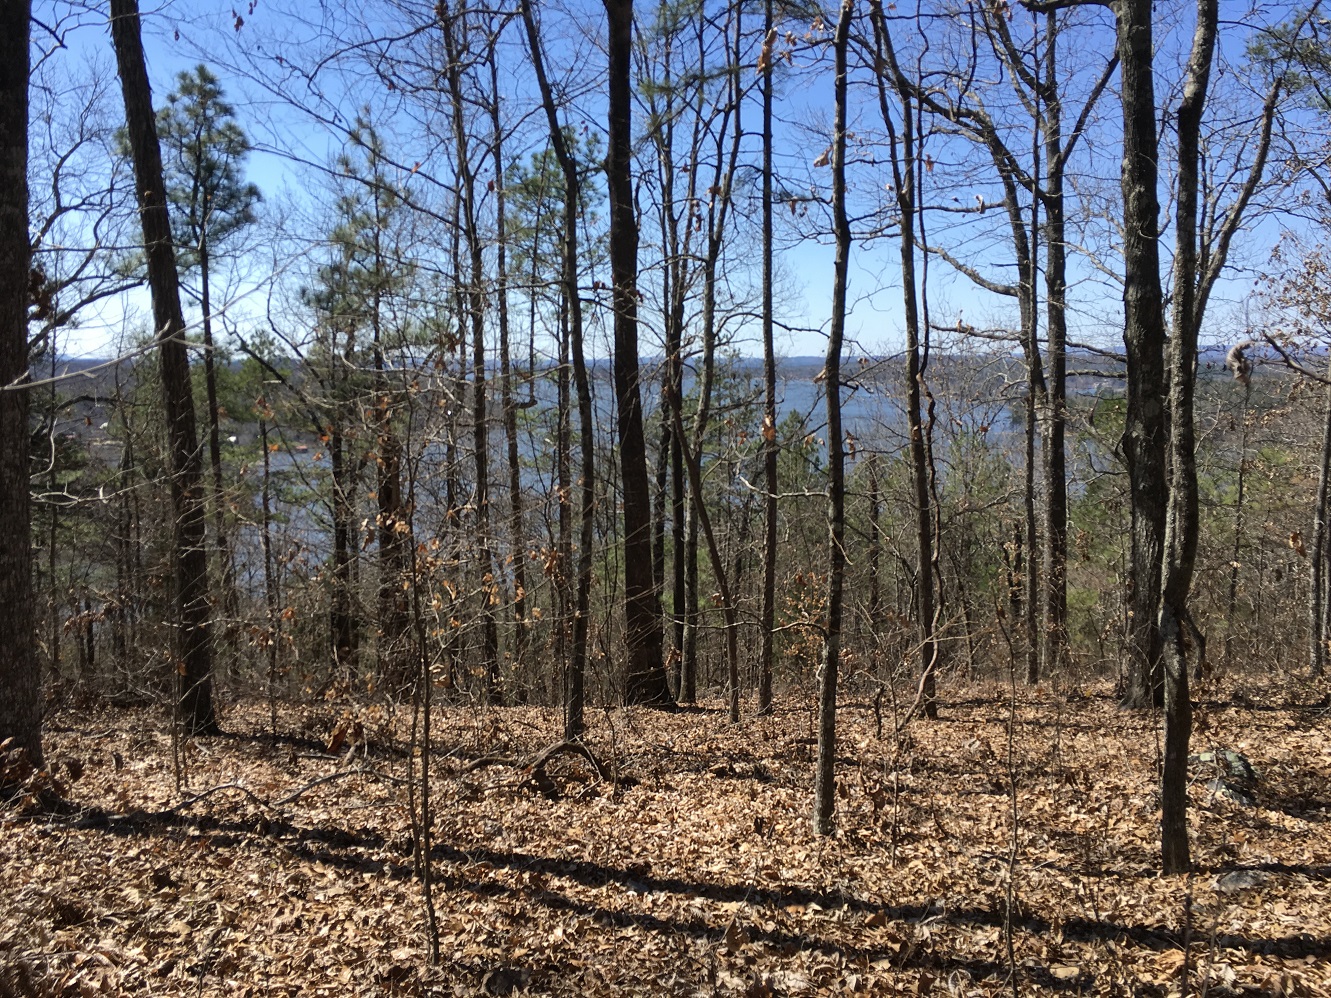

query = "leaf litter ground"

[3,681,1330,996]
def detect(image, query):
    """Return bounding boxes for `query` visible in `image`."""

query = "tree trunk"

[330,424,357,675]
[1310,375,1330,676]
[1024,368,1041,686]
[47,344,61,682]
[642,18,699,701]
[111,0,218,735]
[520,0,596,737]
[0,0,40,764]
[1115,0,1169,711]
[259,414,281,733]
[758,0,778,716]
[490,59,529,689]
[198,236,238,651]
[367,185,408,689]
[872,0,940,719]
[1158,0,1219,874]
[605,0,670,706]
[1041,11,1070,679]
[671,407,741,723]
[813,0,852,836]
[439,1,500,703]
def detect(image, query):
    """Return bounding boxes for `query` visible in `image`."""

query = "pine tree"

[156,66,261,641]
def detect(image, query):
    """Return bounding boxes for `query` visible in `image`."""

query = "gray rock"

[1214,870,1268,894]
[1206,777,1258,807]
[1190,749,1259,785]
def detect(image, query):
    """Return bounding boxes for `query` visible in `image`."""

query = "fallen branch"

[461,739,611,783]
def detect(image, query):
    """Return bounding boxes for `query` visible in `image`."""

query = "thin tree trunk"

[1041,10,1070,680]
[111,0,218,735]
[520,0,596,737]
[198,237,238,647]
[682,481,700,702]
[368,190,408,688]
[671,407,741,723]
[1311,375,1330,676]
[439,1,500,702]
[1223,385,1250,673]
[813,0,852,836]
[1158,0,1218,873]
[1024,372,1040,686]
[642,14,699,700]
[758,0,777,716]
[490,60,529,689]
[0,0,40,763]
[872,0,939,719]
[682,6,744,706]
[48,340,60,681]
[867,457,881,633]
[330,424,357,675]
[260,414,280,734]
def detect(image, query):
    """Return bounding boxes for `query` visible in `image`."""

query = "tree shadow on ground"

[41,804,1331,971]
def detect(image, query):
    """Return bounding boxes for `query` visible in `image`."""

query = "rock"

[1214,870,1267,894]
[1190,749,1259,785]
[482,966,532,996]
[1205,777,1258,807]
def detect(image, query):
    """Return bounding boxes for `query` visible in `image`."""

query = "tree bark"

[1115,0,1169,711]
[605,0,671,706]
[0,0,40,765]
[111,0,218,735]
[1158,0,1219,874]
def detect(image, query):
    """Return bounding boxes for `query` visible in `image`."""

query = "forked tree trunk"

[111,0,218,734]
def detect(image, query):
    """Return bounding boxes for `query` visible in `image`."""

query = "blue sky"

[34,0,1302,365]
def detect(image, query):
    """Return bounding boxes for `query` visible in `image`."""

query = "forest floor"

[2,678,1330,997]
